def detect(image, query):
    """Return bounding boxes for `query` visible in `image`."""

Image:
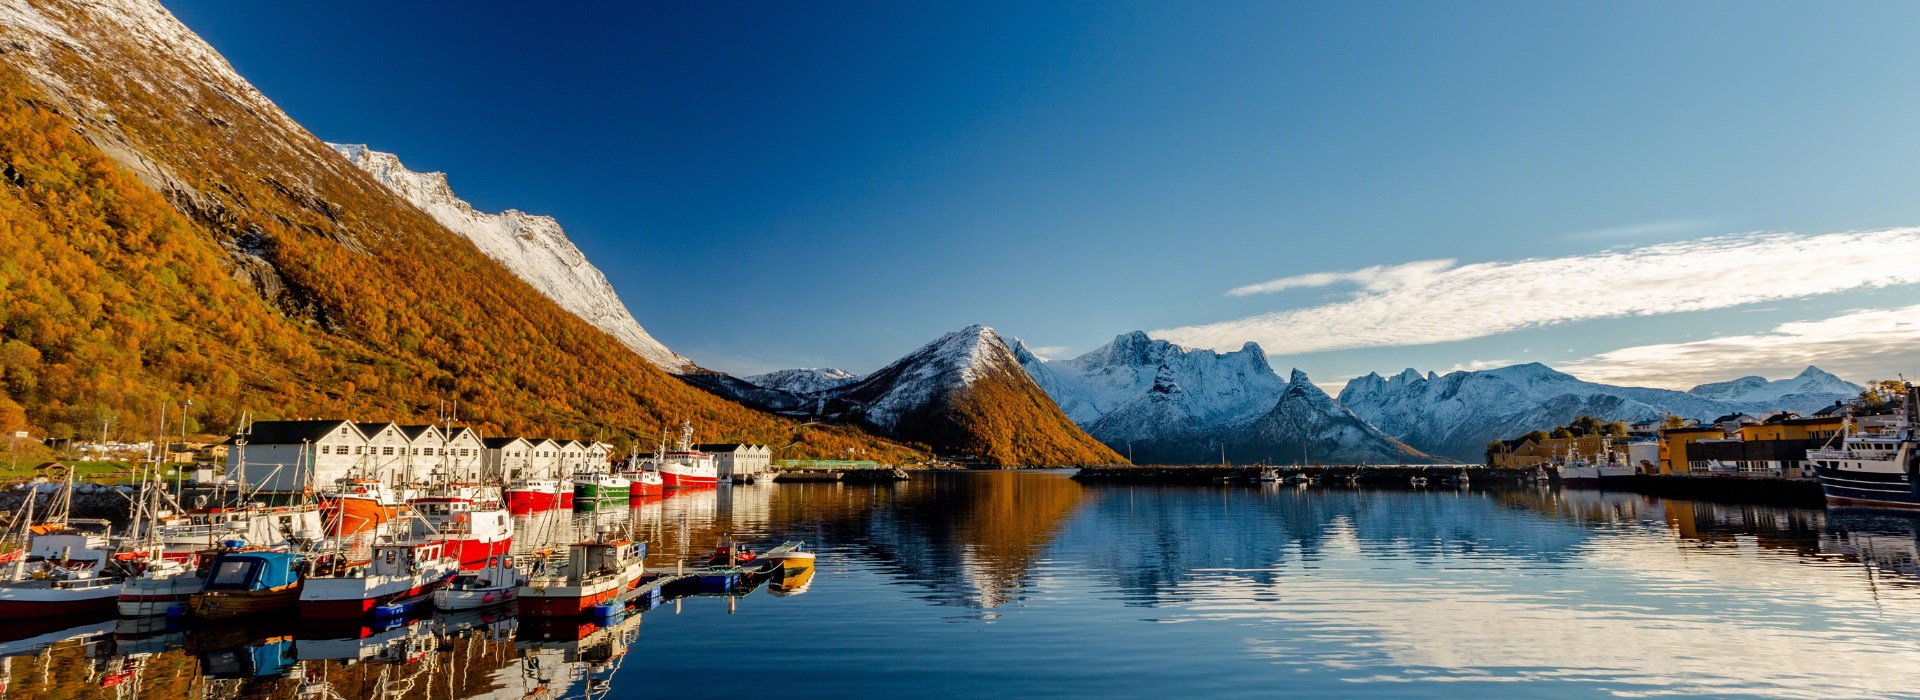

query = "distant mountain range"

[1014,333,1432,465]
[1338,364,1862,461]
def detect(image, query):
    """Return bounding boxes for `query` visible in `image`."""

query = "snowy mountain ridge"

[825,324,1011,431]
[1338,362,1864,461]
[330,143,695,373]
[1016,332,1435,464]
[743,368,860,396]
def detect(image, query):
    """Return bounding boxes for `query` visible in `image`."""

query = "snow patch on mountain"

[1688,366,1863,404]
[330,144,694,373]
[1017,332,1434,464]
[823,324,1014,432]
[744,368,859,395]
[1338,362,1863,461]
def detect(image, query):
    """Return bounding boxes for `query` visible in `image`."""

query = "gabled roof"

[354,422,398,437]
[482,437,529,449]
[1814,401,1848,416]
[1712,413,1759,424]
[396,425,443,442]
[445,427,482,443]
[228,420,359,446]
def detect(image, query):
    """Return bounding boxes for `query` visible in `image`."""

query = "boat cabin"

[371,542,447,577]
[568,540,644,578]
[203,552,304,592]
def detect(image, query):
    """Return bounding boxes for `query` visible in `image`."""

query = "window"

[320,445,330,455]
[356,446,365,455]
[382,447,395,456]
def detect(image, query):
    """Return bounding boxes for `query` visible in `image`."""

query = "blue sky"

[171,1,1920,388]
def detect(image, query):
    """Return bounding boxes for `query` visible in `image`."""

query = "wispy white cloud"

[1444,358,1517,373]
[1562,304,1920,388]
[1558,219,1712,242]
[1159,228,1920,355]
[1025,345,1072,360]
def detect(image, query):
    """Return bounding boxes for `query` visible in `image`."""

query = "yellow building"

[1659,427,1727,475]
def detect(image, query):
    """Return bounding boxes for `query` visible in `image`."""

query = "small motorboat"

[190,551,306,620]
[434,554,522,610]
[767,545,815,594]
[705,533,758,567]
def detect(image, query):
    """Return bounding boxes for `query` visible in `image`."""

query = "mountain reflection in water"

[7,472,1920,698]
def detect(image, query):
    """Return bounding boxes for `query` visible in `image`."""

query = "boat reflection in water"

[18,474,1920,698]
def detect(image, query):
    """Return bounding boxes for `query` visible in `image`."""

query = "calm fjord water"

[13,471,1920,699]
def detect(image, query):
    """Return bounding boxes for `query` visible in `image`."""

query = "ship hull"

[190,585,300,620]
[573,484,630,501]
[320,496,402,537]
[298,575,452,618]
[119,575,205,616]
[660,470,717,489]
[1815,464,1920,509]
[0,583,122,619]
[506,489,557,514]
[448,536,514,571]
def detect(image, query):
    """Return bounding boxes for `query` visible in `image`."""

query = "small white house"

[357,422,412,485]
[227,420,367,492]
[483,437,535,480]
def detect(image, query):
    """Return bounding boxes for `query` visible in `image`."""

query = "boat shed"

[695,444,773,478]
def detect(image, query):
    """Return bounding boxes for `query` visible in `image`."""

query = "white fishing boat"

[433,554,522,610]
[1810,383,1920,509]
[299,539,460,619]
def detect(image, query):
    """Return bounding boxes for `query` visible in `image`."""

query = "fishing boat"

[189,551,306,620]
[1558,441,1635,486]
[1810,383,1920,509]
[506,478,564,514]
[299,540,460,618]
[318,478,412,537]
[433,554,522,610]
[572,470,631,503]
[654,422,719,489]
[408,495,513,570]
[117,556,204,617]
[151,504,324,560]
[0,478,123,620]
[517,536,645,617]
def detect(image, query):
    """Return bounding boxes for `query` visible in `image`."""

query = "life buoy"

[354,487,367,494]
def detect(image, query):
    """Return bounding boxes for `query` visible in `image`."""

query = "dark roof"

[1664,426,1727,435]
[1762,412,1802,424]
[482,437,528,449]
[1712,413,1757,424]
[228,420,359,446]
[354,422,396,436]
[695,443,768,452]
[396,425,441,441]
[1814,401,1848,416]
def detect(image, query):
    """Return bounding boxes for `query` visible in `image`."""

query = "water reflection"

[10,474,1920,698]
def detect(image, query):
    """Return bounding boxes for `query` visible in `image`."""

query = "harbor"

[4,471,1920,698]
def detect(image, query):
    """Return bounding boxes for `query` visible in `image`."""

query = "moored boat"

[433,554,522,610]
[653,422,719,489]
[572,471,631,503]
[517,537,645,617]
[319,478,412,537]
[768,545,816,594]
[408,496,513,570]
[1810,383,1920,509]
[117,556,204,616]
[189,551,306,620]
[506,478,562,513]
[299,540,460,619]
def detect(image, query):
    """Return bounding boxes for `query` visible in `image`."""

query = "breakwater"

[1072,464,1534,485]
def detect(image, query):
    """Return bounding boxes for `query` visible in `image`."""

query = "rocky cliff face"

[330,144,695,373]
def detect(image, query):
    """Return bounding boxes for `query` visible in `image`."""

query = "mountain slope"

[1687,366,1862,404]
[1232,370,1434,465]
[744,368,859,395]
[816,326,1123,466]
[329,144,694,373]
[1338,363,1861,461]
[1016,332,1435,465]
[0,0,917,461]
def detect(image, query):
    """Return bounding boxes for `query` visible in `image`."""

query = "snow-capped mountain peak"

[1687,365,1863,403]
[329,143,694,373]
[743,368,859,396]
